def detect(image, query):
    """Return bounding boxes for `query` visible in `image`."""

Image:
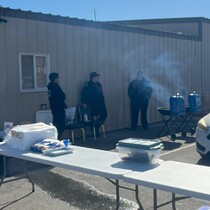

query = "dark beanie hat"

[49,72,59,82]
[89,72,100,79]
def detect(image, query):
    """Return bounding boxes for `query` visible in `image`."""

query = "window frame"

[19,53,50,92]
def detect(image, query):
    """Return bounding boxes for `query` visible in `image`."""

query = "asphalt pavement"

[0,123,210,210]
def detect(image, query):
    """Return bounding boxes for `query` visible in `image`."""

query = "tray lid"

[117,138,162,149]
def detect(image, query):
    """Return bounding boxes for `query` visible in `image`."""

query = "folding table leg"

[0,156,6,187]
[22,161,35,192]
[106,178,120,210]
[135,185,144,210]
[115,180,120,210]
[0,157,34,193]
[153,190,176,210]
[172,193,176,210]
[153,189,157,210]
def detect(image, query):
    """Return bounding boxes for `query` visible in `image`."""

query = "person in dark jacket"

[81,72,107,133]
[47,72,67,139]
[128,71,153,130]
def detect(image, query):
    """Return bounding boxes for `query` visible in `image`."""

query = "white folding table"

[0,142,142,210]
[123,161,210,210]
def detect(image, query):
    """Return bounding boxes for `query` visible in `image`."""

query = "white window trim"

[19,53,50,93]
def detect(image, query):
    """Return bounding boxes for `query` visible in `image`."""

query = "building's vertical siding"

[201,22,210,110]
[202,22,210,92]
[0,15,204,131]
[122,31,130,128]
[74,25,83,103]
[80,26,91,85]
[106,30,118,130]
[64,24,74,106]
[20,19,48,122]
[56,22,66,88]
[116,31,126,128]
[0,19,10,122]
[46,22,58,76]
[124,31,137,128]
[5,17,18,122]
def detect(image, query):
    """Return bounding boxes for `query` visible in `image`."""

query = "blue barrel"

[170,93,186,116]
[188,91,202,113]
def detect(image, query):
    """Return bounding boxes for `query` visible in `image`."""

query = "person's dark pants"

[90,103,107,135]
[90,102,107,122]
[130,98,149,129]
[52,109,66,140]
[98,103,108,122]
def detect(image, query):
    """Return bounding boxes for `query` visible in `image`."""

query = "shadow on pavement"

[71,123,195,153]
[5,157,52,177]
[161,141,182,151]
[31,168,137,210]
[0,191,34,210]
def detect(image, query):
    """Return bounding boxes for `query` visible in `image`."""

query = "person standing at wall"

[81,72,107,134]
[47,72,67,139]
[128,71,153,130]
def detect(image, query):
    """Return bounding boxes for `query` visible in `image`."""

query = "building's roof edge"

[107,17,209,25]
[0,7,201,41]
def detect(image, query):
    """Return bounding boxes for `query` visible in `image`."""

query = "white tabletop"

[123,160,210,201]
[0,142,144,180]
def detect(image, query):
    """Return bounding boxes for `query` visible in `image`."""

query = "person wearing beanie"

[47,72,67,139]
[81,72,107,135]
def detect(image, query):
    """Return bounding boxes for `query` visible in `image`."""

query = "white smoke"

[148,51,191,107]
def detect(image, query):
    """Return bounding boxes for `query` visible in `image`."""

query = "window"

[19,53,50,92]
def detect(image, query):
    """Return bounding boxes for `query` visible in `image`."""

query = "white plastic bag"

[65,107,76,124]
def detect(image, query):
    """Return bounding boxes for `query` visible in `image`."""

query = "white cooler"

[4,122,57,150]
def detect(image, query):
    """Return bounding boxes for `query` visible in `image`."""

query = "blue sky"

[1,0,210,21]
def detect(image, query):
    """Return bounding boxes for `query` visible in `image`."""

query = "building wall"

[0,15,203,131]
[200,22,210,110]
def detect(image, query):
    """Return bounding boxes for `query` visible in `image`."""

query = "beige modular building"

[0,8,210,131]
